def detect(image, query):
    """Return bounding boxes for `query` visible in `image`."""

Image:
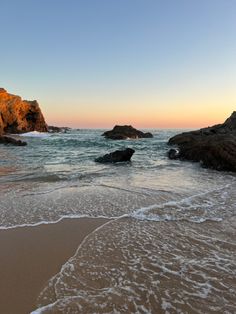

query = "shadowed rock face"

[0,88,48,135]
[95,148,135,163]
[102,125,153,140]
[0,136,27,146]
[48,125,71,133]
[168,112,236,172]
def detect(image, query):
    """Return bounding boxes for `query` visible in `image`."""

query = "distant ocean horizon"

[45,126,200,131]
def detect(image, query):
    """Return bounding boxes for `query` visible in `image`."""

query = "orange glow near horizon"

[42,97,235,129]
[45,108,234,129]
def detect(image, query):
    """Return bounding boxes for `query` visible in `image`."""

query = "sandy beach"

[0,217,108,314]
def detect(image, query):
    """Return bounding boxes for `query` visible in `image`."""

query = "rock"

[167,148,179,159]
[0,88,48,135]
[0,136,27,146]
[48,125,71,133]
[102,125,153,140]
[168,112,236,171]
[0,88,7,94]
[95,148,135,163]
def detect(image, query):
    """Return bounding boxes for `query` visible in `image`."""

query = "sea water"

[0,129,235,313]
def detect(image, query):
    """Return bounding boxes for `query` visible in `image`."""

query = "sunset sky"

[1,0,235,128]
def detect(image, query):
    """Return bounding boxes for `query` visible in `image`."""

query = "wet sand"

[0,217,108,314]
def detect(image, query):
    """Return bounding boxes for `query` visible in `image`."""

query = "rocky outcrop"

[48,125,71,133]
[0,88,48,135]
[102,125,153,140]
[168,112,236,172]
[95,148,135,163]
[0,136,27,146]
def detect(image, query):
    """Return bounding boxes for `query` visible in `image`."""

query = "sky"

[1,0,236,128]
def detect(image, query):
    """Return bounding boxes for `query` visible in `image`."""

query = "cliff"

[0,88,48,135]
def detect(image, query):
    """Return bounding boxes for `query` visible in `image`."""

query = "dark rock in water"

[0,88,48,135]
[0,136,27,146]
[168,148,179,160]
[102,125,153,140]
[48,125,71,133]
[95,148,135,163]
[168,112,236,172]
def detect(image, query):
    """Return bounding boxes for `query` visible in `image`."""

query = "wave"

[1,180,234,230]
[130,183,233,221]
[18,131,50,138]
[0,215,116,230]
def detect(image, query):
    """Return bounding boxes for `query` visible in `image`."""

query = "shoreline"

[0,217,109,314]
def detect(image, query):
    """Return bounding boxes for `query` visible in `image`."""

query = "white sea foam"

[32,216,236,313]
[0,179,234,229]
[19,131,50,138]
[31,301,57,314]
[129,182,235,223]
[0,214,115,230]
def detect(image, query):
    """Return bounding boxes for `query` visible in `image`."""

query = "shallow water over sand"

[35,217,236,314]
[0,129,235,313]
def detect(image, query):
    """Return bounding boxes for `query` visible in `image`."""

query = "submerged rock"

[95,148,135,163]
[0,88,48,135]
[0,136,27,146]
[167,148,180,160]
[168,112,236,172]
[102,125,153,140]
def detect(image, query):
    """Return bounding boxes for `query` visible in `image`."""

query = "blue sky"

[1,0,235,127]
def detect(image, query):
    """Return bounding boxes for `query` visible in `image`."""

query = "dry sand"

[0,217,108,314]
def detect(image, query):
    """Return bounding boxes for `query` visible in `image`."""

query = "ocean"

[0,129,236,313]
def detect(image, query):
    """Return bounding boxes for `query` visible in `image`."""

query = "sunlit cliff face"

[0,88,47,134]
